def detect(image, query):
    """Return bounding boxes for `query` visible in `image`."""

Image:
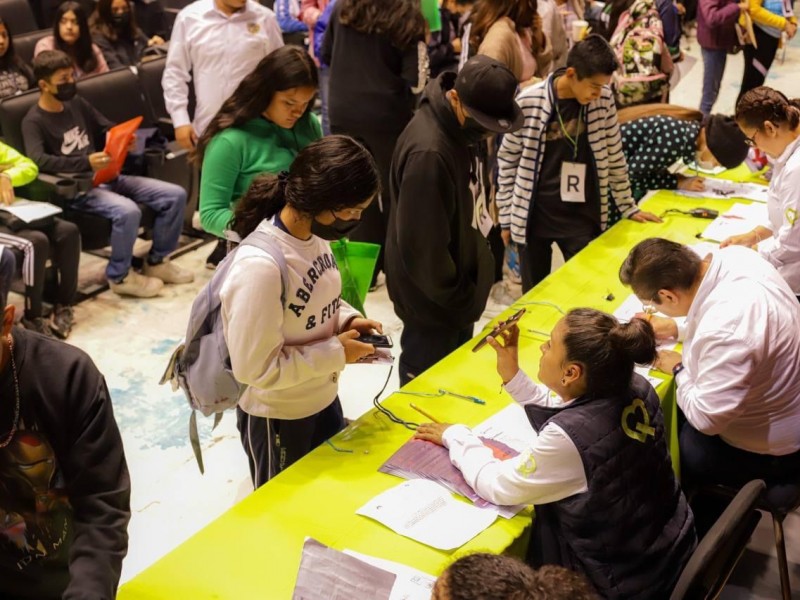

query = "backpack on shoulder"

[609,0,674,107]
[160,229,289,473]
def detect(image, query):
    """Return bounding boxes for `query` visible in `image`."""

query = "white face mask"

[695,151,717,170]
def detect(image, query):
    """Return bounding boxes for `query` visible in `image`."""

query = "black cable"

[371,365,419,431]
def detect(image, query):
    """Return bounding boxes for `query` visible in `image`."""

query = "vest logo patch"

[515,450,537,477]
[621,398,655,443]
[786,208,798,227]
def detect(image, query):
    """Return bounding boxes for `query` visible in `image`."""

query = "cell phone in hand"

[472,308,527,352]
[357,334,393,348]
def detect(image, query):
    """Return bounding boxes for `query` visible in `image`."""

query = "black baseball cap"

[455,55,524,134]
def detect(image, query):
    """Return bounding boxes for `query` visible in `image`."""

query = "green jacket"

[0,141,38,187]
[199,112,322,238]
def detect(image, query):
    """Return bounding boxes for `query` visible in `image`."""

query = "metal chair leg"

[773,513,792,600]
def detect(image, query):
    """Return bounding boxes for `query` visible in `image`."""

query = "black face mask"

[461,116,492,145]
[112,12,131,28]
[54,82,77,102]
[328,216,361,237]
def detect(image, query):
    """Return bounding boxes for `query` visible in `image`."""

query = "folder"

[93,116,143,186]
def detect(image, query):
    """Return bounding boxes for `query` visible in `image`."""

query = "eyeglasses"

[743,128,760,148]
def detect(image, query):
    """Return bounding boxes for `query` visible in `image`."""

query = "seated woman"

[90,0,165,69]
[194,45,321,264]
[415,308,696,599]
[35,1,110,80]
[0,19,34,99]
[619,104,749,201]
[0,141,80,339]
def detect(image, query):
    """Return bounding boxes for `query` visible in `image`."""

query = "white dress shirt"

[757,136,800,293]
[163,0,283,135]
[442,370,588,507]
[676,246,800,455]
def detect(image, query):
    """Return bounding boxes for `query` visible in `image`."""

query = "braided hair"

[736,86,800,130]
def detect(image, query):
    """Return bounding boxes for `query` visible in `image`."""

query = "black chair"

[670,479,766,600]
[0,0,39,34]
[136,55,196,139]
[12,28,50,66]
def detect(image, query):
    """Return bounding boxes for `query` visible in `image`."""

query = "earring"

[561,377,567,385]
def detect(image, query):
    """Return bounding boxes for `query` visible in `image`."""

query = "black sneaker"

[205,240,227,270]
[50,305,75,339]
[21,317,55,338]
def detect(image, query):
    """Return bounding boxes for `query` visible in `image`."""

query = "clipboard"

[93,116,143,186]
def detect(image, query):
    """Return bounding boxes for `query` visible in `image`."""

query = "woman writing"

[721,87,800,296]
[415,309,696,599]
[35,2,110,79]
[222,136,383,487]
[195,46,321,264]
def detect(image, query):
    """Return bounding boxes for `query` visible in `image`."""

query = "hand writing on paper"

[415,423,454,447]
[678,176,706,192]
[486,324,521,384]
[653,349,682,374]
[633,313,678,341]
[347,318,384,335]
[337,330,375,363]
[629,210,663,223]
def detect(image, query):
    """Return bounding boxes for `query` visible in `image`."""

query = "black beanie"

[705,115,749,169]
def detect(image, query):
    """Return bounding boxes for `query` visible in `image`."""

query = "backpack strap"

[238,228,290,308]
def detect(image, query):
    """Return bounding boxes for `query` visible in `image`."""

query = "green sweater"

[0,141,38,187]
[199,112,322,238]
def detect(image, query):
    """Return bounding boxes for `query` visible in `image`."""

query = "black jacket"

[385,73,495,330]
[93,30,149,69]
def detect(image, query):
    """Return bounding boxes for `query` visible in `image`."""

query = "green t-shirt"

[199,112,323,238]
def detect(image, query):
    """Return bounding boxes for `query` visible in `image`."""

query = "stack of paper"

[379,434,521,518]
[701,202,770,243]
[677,180,768,203]
[344,550,437,600]
[356,479,497,550]
[0,199,62,223]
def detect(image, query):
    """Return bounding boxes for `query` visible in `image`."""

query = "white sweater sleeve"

[503,369,560,407]
[221,255,346,392]
[442,423,588,506]
[336,300,362,334]
[758,162,800,277]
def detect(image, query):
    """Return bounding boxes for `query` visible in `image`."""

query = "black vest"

[525,374,696,599]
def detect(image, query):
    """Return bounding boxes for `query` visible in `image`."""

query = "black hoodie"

[386,73,495,330]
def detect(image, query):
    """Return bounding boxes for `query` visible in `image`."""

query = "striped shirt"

[497,75,638,245]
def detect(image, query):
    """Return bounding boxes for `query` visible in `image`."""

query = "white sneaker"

[143,259,195,285]
[109,270,164,298]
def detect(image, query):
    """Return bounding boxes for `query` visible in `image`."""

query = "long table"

[119,167,765,599]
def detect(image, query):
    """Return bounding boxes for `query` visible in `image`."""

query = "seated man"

[0,291,131,598]
[22,50,193,298]
[619,238,800,489]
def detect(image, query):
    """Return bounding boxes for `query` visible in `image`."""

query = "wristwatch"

[672,362,685,377]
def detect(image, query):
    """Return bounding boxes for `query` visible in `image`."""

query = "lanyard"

[555,102,584,160]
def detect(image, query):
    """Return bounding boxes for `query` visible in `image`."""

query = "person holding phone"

[222,136,384,487]
[415,308,695,599]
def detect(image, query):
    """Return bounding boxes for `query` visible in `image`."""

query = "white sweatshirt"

[220,221,360,419]
[676,246,800,455]
[757,136,800,293]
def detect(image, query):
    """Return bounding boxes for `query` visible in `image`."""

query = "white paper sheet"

[471,403,540,454]
[690,241,718,258]
[356,479,497,550]
[344,550,437,600]
[0,199,62,223]
[701,202,770,243]
[677,180,769,203]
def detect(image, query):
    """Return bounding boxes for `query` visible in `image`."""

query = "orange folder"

[93,116,144,186]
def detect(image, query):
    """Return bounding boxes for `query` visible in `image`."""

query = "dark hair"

[469,0,537,48]
[232,136,379,238]
[33,49,74,83]
[442,553,539,600]
[0,19,34,83]
[90,0,140,43]
[619,238,702,302]
[562,308,657,397]
[735,86,800,131]
[339,0,426,50]
[531,566,599,600]
[53,1,98,74]
[194,46,318,164]
[567,34,619,79]
[607,0,633,37]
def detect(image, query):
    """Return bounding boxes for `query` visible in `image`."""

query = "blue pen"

[439,389,486,405]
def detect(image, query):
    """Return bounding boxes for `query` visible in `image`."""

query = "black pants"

[236,399,345,489]
[520,233,596,292]
[330,125,405,281]
[399,323,474,387]
[0,247,15,308]
[739,27,781,103]
[0,219,81,319]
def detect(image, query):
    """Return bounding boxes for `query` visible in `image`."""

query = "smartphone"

[357,334,393,348]
[472,308,527,352]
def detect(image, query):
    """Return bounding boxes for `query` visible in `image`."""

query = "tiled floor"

[18,29,800,595]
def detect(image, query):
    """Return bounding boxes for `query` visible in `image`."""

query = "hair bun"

[609,319,658,366]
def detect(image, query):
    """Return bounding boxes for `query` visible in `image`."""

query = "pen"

[409,403,441,423]
[439,389,487,405]
[720,214,744,220]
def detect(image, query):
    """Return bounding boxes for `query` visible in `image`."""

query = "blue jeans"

[700,47,728,116]
[73,175,186,280]
[319,65,331,136]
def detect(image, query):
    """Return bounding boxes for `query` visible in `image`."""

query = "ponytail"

[562,308,657,397]
[232,174,286,238]
[736,86,800,130]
